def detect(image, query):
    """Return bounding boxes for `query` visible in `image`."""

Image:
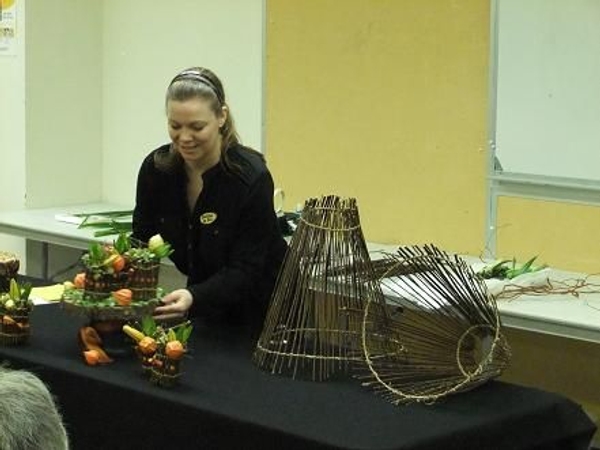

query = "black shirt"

[132,143,288,330]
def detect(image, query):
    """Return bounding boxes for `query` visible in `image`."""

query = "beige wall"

[24,0,103,207]
[101,0,265,205]
[0,0,26,259]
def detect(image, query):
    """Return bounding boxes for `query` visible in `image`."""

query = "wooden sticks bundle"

[253,196,389,381]
[253,197,510,401]
[358,245,511,404]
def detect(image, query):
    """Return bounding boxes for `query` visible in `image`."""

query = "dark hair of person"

[154,67,263,175]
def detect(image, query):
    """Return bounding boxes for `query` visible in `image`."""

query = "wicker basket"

[0,308,31,346]
[84,269,129,300]
[148,353,183,388]
[128,260,160,301]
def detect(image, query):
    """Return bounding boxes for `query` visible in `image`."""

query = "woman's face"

[167,97,226,168]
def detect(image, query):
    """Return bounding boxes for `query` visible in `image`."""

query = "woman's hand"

[153,289,193,321]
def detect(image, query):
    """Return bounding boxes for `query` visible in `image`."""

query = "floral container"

[122,317,191,387]
[128,259,160,301]
[84,268,129,301]
[0,279,33,346]
[0,307,31,345]
[149,352,184,388]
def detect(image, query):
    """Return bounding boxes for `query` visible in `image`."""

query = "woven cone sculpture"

[253,195,389,381]
[358,244,511,404]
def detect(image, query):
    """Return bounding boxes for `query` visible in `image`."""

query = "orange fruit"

[165,340,185,360]
[112,255,126,272]
[73,272,86,289]
[113,288,133,306]
[138,336,157,356]
[83,349,100,366]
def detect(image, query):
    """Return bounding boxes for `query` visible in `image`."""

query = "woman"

[132,67,287,332]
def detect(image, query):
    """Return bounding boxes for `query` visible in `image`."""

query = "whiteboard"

[494,0,600,181]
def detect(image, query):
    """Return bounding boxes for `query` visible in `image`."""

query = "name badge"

[199,212,217,225]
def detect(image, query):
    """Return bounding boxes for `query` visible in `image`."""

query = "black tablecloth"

[0,304,595,450]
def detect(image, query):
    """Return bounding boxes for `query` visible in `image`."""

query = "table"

[0,203,131,279]
[0,203,130,250]
[0,304,595,450]
[493,270,600,344]
[2,206,600,346]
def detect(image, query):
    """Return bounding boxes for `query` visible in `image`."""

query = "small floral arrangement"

[66,233,173,304]
[0,278,33,345]
[123,316,193,387]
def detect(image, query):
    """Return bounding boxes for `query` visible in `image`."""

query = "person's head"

[0,367,69,450]
[164,67,239,170]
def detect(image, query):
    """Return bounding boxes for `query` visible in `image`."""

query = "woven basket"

[128,260,160,301]
[148,353,183,388]
[0,308,31,346]
[84,269,129,301]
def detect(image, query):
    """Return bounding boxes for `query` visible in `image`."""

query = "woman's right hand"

[153,289,193,321]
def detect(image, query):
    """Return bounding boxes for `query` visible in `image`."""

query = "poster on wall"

[0,0,17,56]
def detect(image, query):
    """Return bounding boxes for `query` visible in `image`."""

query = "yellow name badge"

[199,212,217,225]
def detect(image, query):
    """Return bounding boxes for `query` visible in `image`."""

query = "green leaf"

[114,233,131,254]
[20,283,32,301]
[9,278,19,300]
[181,324,193,344]
[167,328,177,342]
[141,315,157,337]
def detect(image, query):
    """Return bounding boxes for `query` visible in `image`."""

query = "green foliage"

[77,210,133,238]
[0,278,33,310]
[114,233,131,254]
[476,256,547,280]
[141,315,157,337]
[133,316,192,344]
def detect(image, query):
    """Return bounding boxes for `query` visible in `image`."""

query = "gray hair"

[0,367,69,450]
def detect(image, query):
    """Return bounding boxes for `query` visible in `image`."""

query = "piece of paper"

[0,0,17,56]
[31,284,64,302]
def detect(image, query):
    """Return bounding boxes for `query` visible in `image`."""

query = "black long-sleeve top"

[132,143,288,330]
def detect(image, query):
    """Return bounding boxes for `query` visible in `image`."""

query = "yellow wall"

[497,197,600,273]
[266,0,490,256]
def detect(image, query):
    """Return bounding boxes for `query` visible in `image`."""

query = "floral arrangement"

[0,278,33,345]
[123,316,192,387]
[63,233,173,307]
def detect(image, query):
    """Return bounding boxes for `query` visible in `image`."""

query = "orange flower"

[112,255,126,272]
[138,336,157,356]
[83,349,100,366]
[165,340,185,360]
[73,272,86,289]
[113,288,132,306]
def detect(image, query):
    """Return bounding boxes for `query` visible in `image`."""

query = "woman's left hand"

[153,288,193,321]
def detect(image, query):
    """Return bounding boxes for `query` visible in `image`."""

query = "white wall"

[495,0,600,181]
[1,0,264,277]
[101,0,265,205]
[25,0,103,207]
[0,0,26,259]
